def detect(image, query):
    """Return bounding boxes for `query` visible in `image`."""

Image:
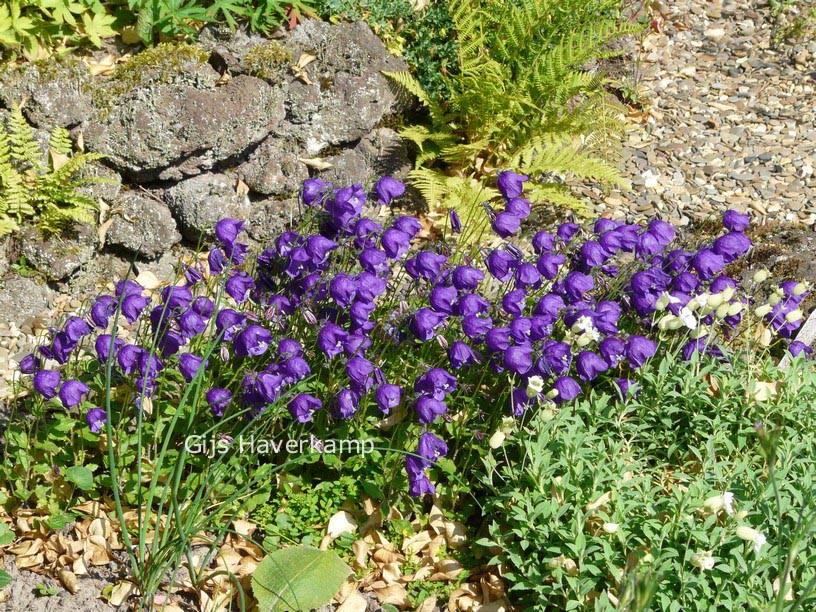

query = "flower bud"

[690,325,709,339]
[716,304,730,319]
[752,269,770,283]
[690,551,715,571]
[526,375,545,398]
[721,286,736,302]
[755,304,772,317]
[707,293,724,309]
[786,309,803,323]
[602,522,619,534]
[727,302,743,316]
[488,430,506,449]
[546,388,559,399]
[793,282,808,296]
[575,333,594,348]
[768,293,782,306]
[736,525,760,542]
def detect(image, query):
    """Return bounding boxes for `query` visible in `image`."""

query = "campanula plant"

[13,171,812,607]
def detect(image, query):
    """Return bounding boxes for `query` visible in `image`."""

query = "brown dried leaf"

[753,380,780,402]
[435,558,464,580]
[352,540,371,569]
[445,521,467,548]
[336,590,368,612]
[58,568,78,594]
[298,157,334,170]
[374,583,409,607]
[327,511,357,539]
[50,149,70,171]
[414,597,437,612]
[372,547,402,565]
[402,531,432,556]
[586,491,612,512]
[382,562,402,584]
[98,218,115,249]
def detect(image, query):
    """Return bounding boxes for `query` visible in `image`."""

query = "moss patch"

[244,41,292,81]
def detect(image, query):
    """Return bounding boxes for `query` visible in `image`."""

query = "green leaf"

[0,523,15,547]
[64,465,94,491]
[0,569,11,589]
[252,546,351,612]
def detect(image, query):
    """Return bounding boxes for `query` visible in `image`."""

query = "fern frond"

[48,126,73,156]
[509,135,624,186]
[408,167,450,210]
[6,105,44,172]
[382,70,447,125]
[525,182,591,217]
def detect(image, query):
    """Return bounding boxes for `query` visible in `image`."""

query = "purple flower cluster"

[18,172,810,500]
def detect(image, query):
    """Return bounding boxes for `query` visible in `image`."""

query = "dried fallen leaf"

[298,157,335,170]
[327,511,358,539]
[235,178,250,197]
[586,491,612,512]
[58,568,78,594]
[108,580,136,606]
[752,380,780,402]
[374,583,409,607]
[50,148,70,171]
[336,590,368,612]
[134,270,161,290]
[415,596,437,612]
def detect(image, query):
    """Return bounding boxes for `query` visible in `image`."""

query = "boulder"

[321,128,412,187]
[20,224,98,281]
[0,276,55,323]
[164,173,254,243]
[75,161,123,203]
[237,136,309,196]
[106,192,181,259]
[246,197,299,245]
[0,58,94,128]
[84,75,286,181]
[279,20,410,154]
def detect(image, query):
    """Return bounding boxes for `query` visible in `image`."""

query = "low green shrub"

[477,352,816,609]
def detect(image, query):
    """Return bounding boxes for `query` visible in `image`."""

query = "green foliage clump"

[385,0,640,228]
[477,353,816,609]
[314,0,458,100]
[0,105,103,236]
[0,0,117,60]
[244,41,292,81]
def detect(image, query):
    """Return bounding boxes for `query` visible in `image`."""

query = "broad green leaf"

[65,465,94,491]
[252,546,351,612]
[0,569,11,589]
[0,523,14,547]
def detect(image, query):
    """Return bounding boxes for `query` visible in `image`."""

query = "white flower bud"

[727,302,743,317]
[575,333,594,347]
[690,325,709,339]
[707,293,724,309]
[546,388,559,399]
[721,286,736,302]
[488,430,506,449]
[716,304,730,319]
[786,309,803,323]
[657,314,676,331]
[768,293,782,306]
[736,526,767,552]
[755,304,772,317]
[793,282,808,296]
[752,269,770,284]
[526,375,545,398]
[602,522,619,534]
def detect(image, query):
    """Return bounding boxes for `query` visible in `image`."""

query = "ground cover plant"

[4,167,815,608]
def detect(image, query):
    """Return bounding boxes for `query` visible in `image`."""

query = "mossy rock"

[92,43,218,111]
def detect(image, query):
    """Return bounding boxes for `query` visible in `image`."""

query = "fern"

[0,104,110,237]
[385,0,640,227]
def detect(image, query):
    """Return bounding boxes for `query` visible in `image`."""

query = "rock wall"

[0,19,417,287]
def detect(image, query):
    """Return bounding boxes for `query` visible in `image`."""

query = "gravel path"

[592,0,816,227]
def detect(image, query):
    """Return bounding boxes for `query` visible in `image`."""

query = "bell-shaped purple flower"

[691,249,725,281]
[539,340,572,375]
[455,293,490,317]
[414,368,457,399]
[485,249,518,282]
[90,295,117,328]
[515,263,541,290]
[713,232,752,264]
[64,316,92,342]
[234,325,272,358]
[318,323,348,359]
[58,379,89,408]
[504,344,534,376]
[329,274,358,308]
[492,212,521,238]
[579,240,610,269]
[452,266,484,291]
[626,335,658,369]
[375,383,402,414]
[575,351,608,382]
[599,337,626,367]
[208,248,229,275]
[375,176,405,205]
[381,228,412,259]
[449,209,462,234]
[536,253,566,280]
[215,218,245,247]
[418,432,448,463]
[496,170,529,199]
[789,341,813,358]
[355,272,386,302]
[553,376,581,404]
[505,197,531,218]
[179,353,207,382]
[414,394,447,424]
[360,247,389,276]
[302,178,330,206]
[117,344,141,375]
[334,388,360,419]
[86,407,107,433]
[409,308,447,341]
[557,222,580,243]
[289,393,323,423]
[406,457,435,497]
[19,353,41,374]
[723,209,750,232]
[563,271,594,302]
[502,289,526,316]
[347,356,376,391]
[178,310,206,340]
[429,285,458,314]
[215,309,246,342]
[121,294,150,324]
[95,334,124,363]
[206,387,232,417]
[162,285,193,311]
[461,314,492,340]
[485,327,512,353]
[33,369,61,400]
[226,272,255,304]
[448,341,479,369]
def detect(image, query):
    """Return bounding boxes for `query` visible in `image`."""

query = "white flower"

[691,550,716,571]
[656,292,681,311]
[526,375,545,398]
[736,525,767,553]
[602,522,619,534]
[642,169,660,189]
[723,492,735,516]
[678,307,698,329]
[573,315,601,341]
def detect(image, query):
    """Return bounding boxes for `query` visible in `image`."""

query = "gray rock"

[0,58,94,128]
[0,234,9,279]
[84,75,286,181]
[246,197,299,244]
[20,224,97,281]
[198,23,279,76]
[280,20,410,153]
[106,192,181,259]
[164,173,254,243]
[0,276,55,323]
[321,128,412,187]
[75,161,123,203]
[237,136,309,196]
